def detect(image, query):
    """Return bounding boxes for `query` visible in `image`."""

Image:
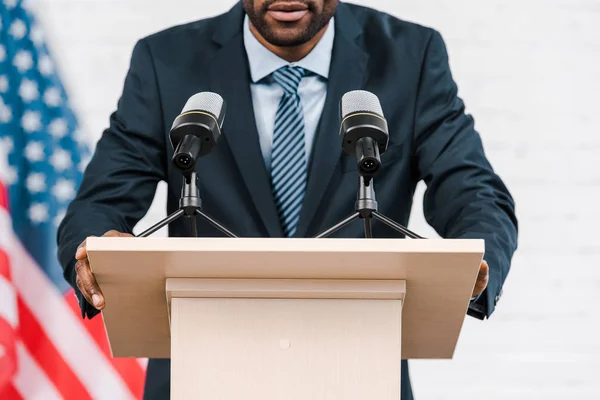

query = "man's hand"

[74,230,133,310]
[473,260,489,298]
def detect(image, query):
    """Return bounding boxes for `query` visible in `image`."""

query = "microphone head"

[339,90,389,155]
[339,90,389,178]
[340,90,385,120]
[180,92,226,128]
[169,92,226,174]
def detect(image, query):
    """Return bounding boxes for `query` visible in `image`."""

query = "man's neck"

[248,22,330,63]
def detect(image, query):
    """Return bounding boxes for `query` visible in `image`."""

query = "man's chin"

[261,27,313,47]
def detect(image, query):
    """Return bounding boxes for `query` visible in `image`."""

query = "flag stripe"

[0,275,18,328]
[17,296,92,400]
[0,382,23,400]
[0,181,7,209]
[12,342,62,400]
[137,358,149,369]
[65,293,146,399]
[0,208,134,400]
[0,217,17,393]
[0,249,11,280]
[0,318,17,392]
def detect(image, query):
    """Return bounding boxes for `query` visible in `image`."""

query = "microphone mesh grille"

[340,90,384,119]
[182,92,225,121]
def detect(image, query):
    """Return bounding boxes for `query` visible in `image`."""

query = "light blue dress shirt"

[243,15,335,172]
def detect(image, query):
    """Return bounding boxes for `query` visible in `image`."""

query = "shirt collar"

[243,14,335,83]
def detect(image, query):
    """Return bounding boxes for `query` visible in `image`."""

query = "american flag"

[0,1,146,398]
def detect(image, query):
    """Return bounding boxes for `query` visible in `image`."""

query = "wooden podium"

[87,237,484,399]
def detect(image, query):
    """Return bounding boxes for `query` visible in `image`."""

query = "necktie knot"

[272,66,305,95]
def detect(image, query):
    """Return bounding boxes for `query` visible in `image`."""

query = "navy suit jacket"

[58,2,518,399]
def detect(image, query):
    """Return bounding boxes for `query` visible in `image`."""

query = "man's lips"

[267,10,308,22]
[267,2,309,22]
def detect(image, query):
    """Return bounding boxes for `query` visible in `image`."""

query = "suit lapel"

[207,3,283,237]
[294,4,368,237]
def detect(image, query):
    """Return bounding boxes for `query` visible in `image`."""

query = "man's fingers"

[75,236,96,261]
[474,277,488,291]
[104,230,133,238]
[472,260,489,297]
[75,259,105,310]
[75,231,132,260]
[478,260,489,280]
[74,230,132,309]
[477,268,489,282]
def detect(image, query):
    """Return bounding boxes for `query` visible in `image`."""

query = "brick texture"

[29,0,600,398]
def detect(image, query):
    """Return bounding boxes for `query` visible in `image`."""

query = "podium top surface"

[87,237,484,359]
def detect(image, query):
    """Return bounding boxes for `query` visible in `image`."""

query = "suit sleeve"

[413,30,518,319]
[57,39,167,319]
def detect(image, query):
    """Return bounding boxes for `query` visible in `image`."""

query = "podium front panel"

[171,297,402,400]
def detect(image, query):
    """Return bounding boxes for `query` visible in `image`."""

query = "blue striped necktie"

[271,66,307,237]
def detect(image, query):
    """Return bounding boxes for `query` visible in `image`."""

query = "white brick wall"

[29,0,600,398]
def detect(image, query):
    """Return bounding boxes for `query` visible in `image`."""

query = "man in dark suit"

[57,1,518,398]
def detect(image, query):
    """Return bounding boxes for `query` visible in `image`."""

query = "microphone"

[170,92,226,175]
[137,91,238,239]
[339,90,389,178]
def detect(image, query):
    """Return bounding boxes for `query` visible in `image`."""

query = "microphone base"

[314,176,424,240]
[136,172,237,238]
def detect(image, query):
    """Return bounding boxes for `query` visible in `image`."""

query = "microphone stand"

[137,171,237,238]
[314,175,424,239]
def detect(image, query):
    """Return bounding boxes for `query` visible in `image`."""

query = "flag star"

[54,208,67,227]
[9,19,27,40]
[13,50,34,73]
[0,45,5,62]
[38,55,54,76]
[25,141,45,162]
[49,118,68,139]
[50,148,73,172]
[44,87,62,107]
[2,166,17,185]
[26,172,46,193]
[29,203,49,224]
[30,24,44,47]
[73,128,87,145]
[0,75,8,93]
[0,104,11,123]
[0,139,18,185]
[78,153,91,172]
[52,179,76,203]
[19,79,39,103]
[22,110,42,132]
[0,136,14,153]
